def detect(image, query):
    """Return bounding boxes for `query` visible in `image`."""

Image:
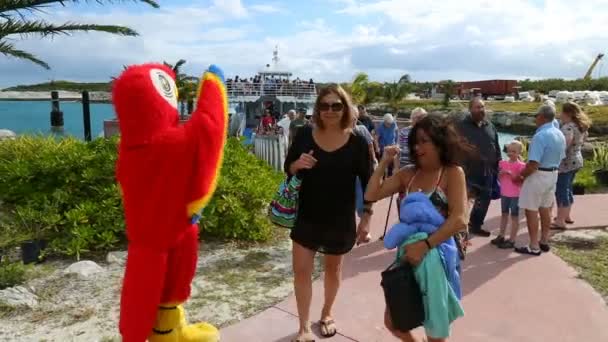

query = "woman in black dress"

[285,84,374,342]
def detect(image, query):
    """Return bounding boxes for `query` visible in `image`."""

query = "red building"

[457,80,518,99]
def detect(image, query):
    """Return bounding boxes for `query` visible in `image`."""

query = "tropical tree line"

[329,72,608,111]
[317,72,440,111]
[519,77,608,93]
[338,73,415,109]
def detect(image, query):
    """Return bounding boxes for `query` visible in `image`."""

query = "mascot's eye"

[149,69,178,110]
[158,74,174,98]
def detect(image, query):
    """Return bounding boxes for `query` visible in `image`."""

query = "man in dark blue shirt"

[356,105,375,133]
[457,98,502,237]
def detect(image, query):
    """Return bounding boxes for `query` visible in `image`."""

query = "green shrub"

[199,138,283,241]
[0,260,27,290]
[592,144,608,171]
[0,136,122,259]
[0,135,282,259]
[574,162,599,190]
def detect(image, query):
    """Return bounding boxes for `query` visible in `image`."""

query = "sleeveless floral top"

[559,122,585,173]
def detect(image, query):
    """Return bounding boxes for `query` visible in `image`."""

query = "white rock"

[0,129,16,140]
[64,260,104,277]
[552,229,608,242]
[106,251,127,265]
[0,286,39,308]
[190,283,200,298]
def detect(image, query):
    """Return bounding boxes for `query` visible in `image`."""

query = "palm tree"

[0,0,159,69]
[349,72,382,105]
[441,80,456,108]
[163,59,198,118]
[350,72,369,104]
[383,81,411,114]
[398,74,411,84]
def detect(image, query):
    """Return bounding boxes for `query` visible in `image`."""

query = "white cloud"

[465,25,481,37]
[1,0,608,87]
[212,0,248,17]
[250,3,286,14]
[332,0,608,80]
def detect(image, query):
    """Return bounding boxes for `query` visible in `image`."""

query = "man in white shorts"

[515,105,566,256]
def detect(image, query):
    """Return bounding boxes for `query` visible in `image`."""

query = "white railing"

[253,133,287,172]
[227,81,317,98]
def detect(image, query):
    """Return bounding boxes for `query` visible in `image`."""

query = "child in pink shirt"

[491,141,526,249]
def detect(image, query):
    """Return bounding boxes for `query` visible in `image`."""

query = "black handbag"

[381,260,425,332]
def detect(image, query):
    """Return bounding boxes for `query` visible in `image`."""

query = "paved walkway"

[222,194,608,342]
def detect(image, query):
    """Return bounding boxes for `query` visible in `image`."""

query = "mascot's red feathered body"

[112,63,227,342]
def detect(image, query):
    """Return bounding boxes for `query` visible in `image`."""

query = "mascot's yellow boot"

[148,303,219,342]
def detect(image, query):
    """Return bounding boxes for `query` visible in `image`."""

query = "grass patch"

[0,259,56,290]
[390,100,464,115]
[553,237,608,299]
[487,102,608,125]
[63,306,96,326]
[387,100,608,125]
[99,336,120,342]
[0,260,27,290]
[0,302,27,319]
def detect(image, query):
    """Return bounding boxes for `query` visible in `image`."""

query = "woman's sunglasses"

[319,102,344,112]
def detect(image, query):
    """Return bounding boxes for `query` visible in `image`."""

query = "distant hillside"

[3,81,111,92]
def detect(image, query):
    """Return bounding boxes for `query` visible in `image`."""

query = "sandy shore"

[0,233,322,342]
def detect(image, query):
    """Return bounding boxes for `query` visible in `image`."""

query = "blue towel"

[384,192,462,299]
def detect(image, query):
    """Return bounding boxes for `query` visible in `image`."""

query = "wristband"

[424,239,432,250]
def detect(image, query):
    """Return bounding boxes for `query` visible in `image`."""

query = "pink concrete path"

[222,194,608,342]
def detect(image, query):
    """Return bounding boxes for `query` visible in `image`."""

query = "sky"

[1,0,608,88]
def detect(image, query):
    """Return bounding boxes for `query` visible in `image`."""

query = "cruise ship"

[227,47,317,128]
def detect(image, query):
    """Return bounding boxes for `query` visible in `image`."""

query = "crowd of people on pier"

[226,75,316,97]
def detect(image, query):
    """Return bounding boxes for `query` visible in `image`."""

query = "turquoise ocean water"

[0,100,114,138]
[0,100,517,156]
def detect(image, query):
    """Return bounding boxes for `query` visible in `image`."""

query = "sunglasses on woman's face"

[319,102,344,112]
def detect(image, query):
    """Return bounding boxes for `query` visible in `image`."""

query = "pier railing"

[226,82,317,98]
[252,133,287,172]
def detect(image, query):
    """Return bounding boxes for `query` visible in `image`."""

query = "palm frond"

[398,74,411,84]
[0,40,49,68]
[172,59,186,73]
[0,19,139,38]
[1,1,159,18]
[181,75,198,82]
[350,72,369,104]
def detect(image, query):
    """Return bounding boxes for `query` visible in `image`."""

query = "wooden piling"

[50,91,64,131]
[82,91,92,141]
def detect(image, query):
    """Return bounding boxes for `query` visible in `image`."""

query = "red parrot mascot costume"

[112,63,228,342]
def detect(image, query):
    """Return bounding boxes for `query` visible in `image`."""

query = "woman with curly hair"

[366,115,472,342]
